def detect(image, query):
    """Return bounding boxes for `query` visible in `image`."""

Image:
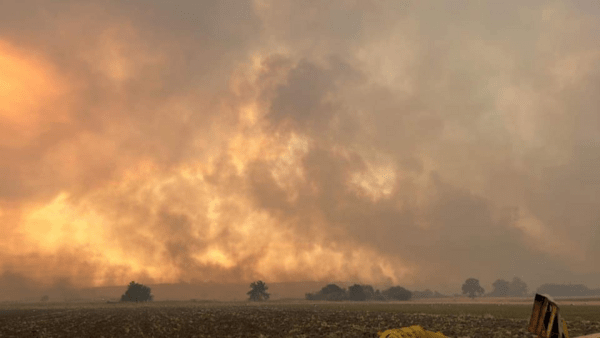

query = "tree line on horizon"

[305,278,526,302]
[302,278,600,302]
[36,278,600,303]
[305,284,414,301]
[461,277,600,299]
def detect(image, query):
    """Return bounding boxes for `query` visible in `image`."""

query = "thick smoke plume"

[0,0,599,299]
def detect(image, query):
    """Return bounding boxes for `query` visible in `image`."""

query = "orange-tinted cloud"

[0,0,599,300]
[0,41,70,147]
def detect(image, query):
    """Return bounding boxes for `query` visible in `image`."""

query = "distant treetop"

[120,281,153,302]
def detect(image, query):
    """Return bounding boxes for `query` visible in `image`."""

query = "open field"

[0,300,599,338]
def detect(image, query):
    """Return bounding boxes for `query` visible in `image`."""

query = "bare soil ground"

[0,300,598,338]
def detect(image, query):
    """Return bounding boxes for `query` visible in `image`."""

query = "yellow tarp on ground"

[378,325,447,338]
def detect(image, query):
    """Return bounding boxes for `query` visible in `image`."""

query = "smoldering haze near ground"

[0,0,599,300]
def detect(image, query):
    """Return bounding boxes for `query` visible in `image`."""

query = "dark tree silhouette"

[489,279,510,296]
[361,285,376,300]
[40,295,49,302]
[348,284,367,301]
[320,284,345,295]
[305,284,347,301]
[120,281,153,302]
[371,289,386,301]
[508,277,528,296]
[489,277,528,297]
[382,286,412,301]
[321,284,346,300]
[462,278,485,299]
[247,280,270,302]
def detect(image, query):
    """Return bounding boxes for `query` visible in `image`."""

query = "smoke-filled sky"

[1,0,599,297]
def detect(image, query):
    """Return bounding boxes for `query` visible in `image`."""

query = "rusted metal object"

[526,293,600,338]
[527,293,569,338]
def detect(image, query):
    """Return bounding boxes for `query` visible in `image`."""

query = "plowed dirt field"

[0,301,599,337]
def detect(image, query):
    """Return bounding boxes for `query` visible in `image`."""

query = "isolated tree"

[490,279,510,297]
[120,281,153,302]
[508,277,528,297]
[462,278,485,299]
[382,286,412,301]
[40,295,49,302]
[247,280,270,302]
[348,284,367,301]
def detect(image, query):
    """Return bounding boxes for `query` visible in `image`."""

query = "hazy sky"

[1,0,599,297]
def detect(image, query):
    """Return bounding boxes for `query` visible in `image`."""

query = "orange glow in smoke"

[0,40,69,147]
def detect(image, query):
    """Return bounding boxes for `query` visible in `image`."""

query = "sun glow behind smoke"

[2,72,413,287]
[11,139,411,287]
[0,41,70,147]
